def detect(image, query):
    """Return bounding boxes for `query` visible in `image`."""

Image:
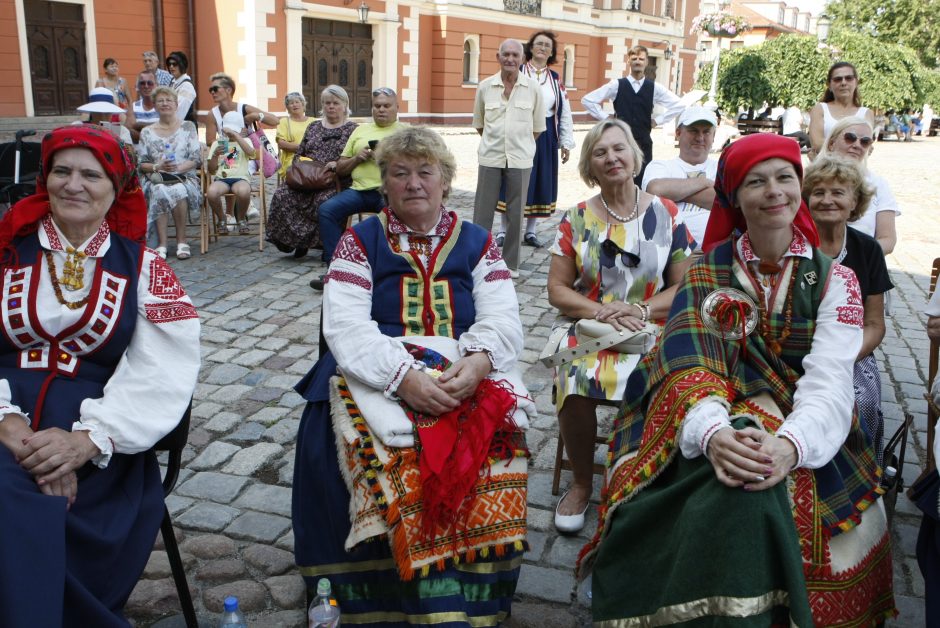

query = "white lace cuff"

[71,422,114,469]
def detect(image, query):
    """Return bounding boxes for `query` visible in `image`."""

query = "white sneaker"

[509,269,520,279]
[246,202,260,221]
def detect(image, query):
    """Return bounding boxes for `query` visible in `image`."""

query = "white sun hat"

[76,87,124,114]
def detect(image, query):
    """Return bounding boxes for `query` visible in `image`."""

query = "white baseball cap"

[221,111,244,133]
[678,106,718,127]
[77,87,124,114]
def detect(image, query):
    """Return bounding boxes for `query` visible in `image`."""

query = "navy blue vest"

[613,77,655,156]
[351,213,489,340]
[0,231,141,430]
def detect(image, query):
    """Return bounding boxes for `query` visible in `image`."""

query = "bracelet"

[629,302,649,322]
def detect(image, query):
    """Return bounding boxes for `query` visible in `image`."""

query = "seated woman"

[292,127,529,626]
[0,124,200,627]
[920,282,940,626]
[138,86,202,259]
[820,116,900,254]
[274,91,314,182]
[207,111,257,235]
[805,155,892,463]
[580,134,895,626]
[547,118,695,533]
[267,85,356,258]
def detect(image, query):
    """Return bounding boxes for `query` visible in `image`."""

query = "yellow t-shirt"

[341,121,408,190]
[276,116,314,179]
[209,139,253,182]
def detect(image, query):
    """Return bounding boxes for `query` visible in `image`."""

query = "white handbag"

[539,320,658,368]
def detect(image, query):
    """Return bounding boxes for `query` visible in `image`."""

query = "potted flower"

[690,11,752,38]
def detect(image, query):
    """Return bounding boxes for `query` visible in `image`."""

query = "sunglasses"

[842,131,873,148]
[372,87,395,97]
[830,75,856,84]
[138,80,155,86]
[601,239,641,268]
[166,60,179,67]
[208,85,222,93]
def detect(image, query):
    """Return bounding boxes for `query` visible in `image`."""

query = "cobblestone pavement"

[129,126,939,627]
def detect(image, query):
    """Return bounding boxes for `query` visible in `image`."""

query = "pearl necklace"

[600,185,640,222]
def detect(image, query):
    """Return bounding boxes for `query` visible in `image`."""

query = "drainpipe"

[152,0,165,60]
[187,0,197,82]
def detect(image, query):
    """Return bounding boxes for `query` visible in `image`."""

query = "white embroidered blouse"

[322,210,524,399]
[0,216,201,467]
[678,229,864,469]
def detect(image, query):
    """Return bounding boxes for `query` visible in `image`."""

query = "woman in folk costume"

[495,30,575,248]
[0,124,200,627]
[292,126,534,626]
[580,133,895,626]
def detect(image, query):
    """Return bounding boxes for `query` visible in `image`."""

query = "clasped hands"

[706,426,797,491]
[395,352,492,417]
[594,302,646,332]
[0,419,99,507]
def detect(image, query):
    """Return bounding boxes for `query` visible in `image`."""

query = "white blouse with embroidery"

[322,210,523,398]
[0,216,201,467]
[678,229,864,469]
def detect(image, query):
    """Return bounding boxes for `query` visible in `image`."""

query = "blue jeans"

[319,188,385,262]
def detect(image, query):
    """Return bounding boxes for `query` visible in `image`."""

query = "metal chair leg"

[161,506,198,628]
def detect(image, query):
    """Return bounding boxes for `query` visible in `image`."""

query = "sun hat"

[221,111,244,134]
[76,87,125,114]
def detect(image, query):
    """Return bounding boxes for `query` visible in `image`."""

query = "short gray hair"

[578,119,645,188]
[284,91,306,108]
[320,84,351,116]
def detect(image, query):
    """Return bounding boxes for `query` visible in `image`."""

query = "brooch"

[700,288,759,340]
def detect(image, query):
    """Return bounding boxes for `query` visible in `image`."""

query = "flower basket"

[691,11,752,38]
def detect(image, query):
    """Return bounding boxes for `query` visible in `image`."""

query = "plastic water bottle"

[163,141,175,164]
[880,465,898,491]
[308,578,340,628]
[219,596,247,627]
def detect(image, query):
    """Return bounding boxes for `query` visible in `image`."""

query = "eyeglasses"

[531,41,553,49]
[842,131,873,148]
[830,75,856,84]
[601,239,641,268]
[208,86,222,93]
[138,80,155,86]
[154,98,176,105]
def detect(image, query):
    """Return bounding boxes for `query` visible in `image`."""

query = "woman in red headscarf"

[0,125,200,628]
[580,134,895,626]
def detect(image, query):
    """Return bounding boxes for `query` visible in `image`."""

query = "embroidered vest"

[352,214,488,340]
[0,232,141,429]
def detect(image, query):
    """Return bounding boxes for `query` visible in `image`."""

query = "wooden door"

[302,19,373,117]
[26,0,88,116]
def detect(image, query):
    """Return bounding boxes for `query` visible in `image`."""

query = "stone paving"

[127,125,939,627]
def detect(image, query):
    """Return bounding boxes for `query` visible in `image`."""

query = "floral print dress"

[138,122,203,228]
[549,198,694,412]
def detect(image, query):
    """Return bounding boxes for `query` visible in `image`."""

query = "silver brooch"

[700,288,759,340]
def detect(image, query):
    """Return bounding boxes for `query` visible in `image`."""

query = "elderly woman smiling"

[292,127,530,626]
[580,134,894,626]
[0,125,199,627]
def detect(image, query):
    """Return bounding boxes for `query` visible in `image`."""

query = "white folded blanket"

[339,335,536,448]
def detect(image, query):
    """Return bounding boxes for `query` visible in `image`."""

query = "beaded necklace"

[755,258,798,356]
[45,250,92,310]
[600,185,639,222]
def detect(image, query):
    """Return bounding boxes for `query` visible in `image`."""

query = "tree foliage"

[759,35,831,109]
[826,0,940,69]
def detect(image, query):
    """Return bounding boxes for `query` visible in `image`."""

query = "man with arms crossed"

[641,106,718,251]
[473,39,545,277]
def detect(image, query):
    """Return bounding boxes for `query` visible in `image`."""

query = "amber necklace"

[755,258,798,356]
[45,250,92,310]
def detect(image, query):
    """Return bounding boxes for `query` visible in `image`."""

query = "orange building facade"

[3,0,705,122]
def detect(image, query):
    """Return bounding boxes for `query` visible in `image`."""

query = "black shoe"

[523,232,543,248]
[495,233,505,247]
[309,275,325,290]
[293,247,309,259]
[274,242,293,253]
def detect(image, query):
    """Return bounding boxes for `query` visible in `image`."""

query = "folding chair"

[152,402,198,628]
[199,167,268,253]
[551,431,607,496]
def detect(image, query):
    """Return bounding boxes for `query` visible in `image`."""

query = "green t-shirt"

[341,121,409,190]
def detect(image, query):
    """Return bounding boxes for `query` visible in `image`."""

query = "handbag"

[539,320,658,368]
[149,171,187,185]
[285,159,337,191]
[248,123,280,178]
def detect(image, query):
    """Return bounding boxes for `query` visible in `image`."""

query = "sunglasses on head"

[831,75,856,83]
[601,239,641,268]
[842,131,873,148]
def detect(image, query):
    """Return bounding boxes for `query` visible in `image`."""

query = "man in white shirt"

[581,45,684,185]
[781,105,811,152]
[641,106,718,250]
[472,39,546,275]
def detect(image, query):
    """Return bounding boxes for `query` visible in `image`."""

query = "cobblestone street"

[129,125,940,627]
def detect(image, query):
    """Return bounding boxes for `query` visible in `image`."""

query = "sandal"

[216,219,228,234]
[154,246,167,259]
[237,220,250,235]
[176,243,191,260]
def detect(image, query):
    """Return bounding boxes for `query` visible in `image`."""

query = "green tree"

[827,30,916,110]
[694,47,773,112]
[759,35,830,109]
[826,0,940,69]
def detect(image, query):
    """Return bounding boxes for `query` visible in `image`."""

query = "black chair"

[152,402,198,628]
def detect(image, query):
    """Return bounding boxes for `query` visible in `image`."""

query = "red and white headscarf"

[0,124,146,267]
[701,133,819,253]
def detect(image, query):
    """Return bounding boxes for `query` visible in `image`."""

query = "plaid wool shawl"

[608,237,879,536]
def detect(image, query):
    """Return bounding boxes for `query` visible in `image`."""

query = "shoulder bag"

[284,158,337,191]
[539,320,659,368]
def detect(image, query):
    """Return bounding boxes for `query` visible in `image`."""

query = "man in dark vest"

[581,45,683,185]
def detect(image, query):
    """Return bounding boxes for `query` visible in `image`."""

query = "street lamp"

[357,0,370,23]
[816,14,831,44]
